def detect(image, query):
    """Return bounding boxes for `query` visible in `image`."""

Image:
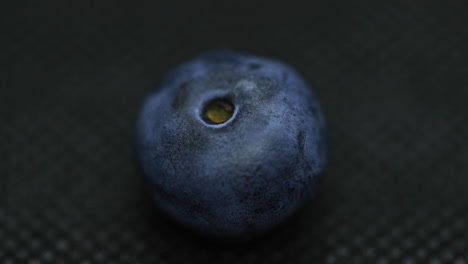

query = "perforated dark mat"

[1,1,468,263]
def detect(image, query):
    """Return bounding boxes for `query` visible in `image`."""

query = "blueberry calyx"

[201,98,236,125]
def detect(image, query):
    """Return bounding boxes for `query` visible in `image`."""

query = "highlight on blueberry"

[135,50,327,239]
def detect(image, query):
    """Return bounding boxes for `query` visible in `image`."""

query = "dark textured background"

[1,1,467,263]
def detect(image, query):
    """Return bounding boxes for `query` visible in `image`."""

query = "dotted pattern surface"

[1,1,467,263]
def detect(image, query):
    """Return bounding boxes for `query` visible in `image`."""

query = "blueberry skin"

[136,50,327,239]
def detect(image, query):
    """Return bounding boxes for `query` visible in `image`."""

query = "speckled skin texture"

[136,50,327,239]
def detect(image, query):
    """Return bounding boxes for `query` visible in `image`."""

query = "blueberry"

[136,50,327,239]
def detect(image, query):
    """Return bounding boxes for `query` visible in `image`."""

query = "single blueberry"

[136,50,327,239]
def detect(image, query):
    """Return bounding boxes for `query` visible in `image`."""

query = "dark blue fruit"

[136,50,327,239]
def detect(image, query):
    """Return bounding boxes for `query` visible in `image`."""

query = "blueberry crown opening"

[201,98,235,125]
